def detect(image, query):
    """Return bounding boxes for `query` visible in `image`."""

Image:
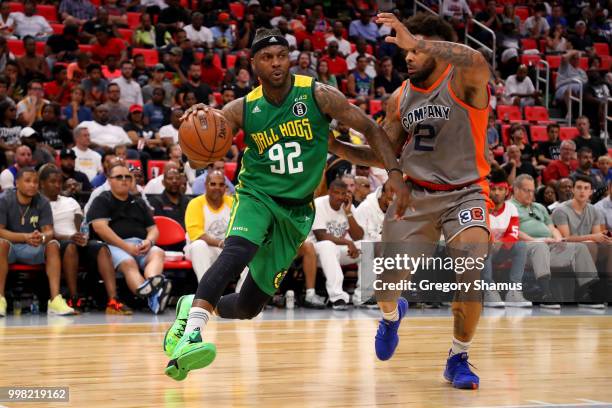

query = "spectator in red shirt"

[320,41,348,79]
[44,65,73,106]
[91,25,127,64]
[543,140,578,184]
[200,51,224,91]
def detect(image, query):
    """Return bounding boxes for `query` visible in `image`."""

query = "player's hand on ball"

[377,12,418,50]
[180,103,222,123]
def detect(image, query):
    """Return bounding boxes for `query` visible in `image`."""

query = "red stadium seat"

[212,53,222,69]
[524,106,551,123]
[538,39,546,53]
[213,91,222,106]
[153,216,193,271]
[133,48,158,65]
[496,105,522,122]
[7,39,24,57]
[36,5,58,22]
[520,54,541,66]
[225,54,237,69]
[147,160,168,179]
[224,162,237,180]
[9,264,43,272]
[515,7,529,21]
[126,159,142,169]
[529,125,548,143]
[594,42,610,56]
[229,2,245,20]
[7,2,24,12]
[126,12,141,29]
[117,28,133,45]
[559,127,579,141]
[546,55,561,70]
[500,124,512,146]
[78,44,94,54]
[273,6,282,16]
[601,55,612,71]
[369,99,382,116]
[51,23,64,35]
[340,79,348,94]
[521,38,538,50]
[578,57,589,70]
[35,41,45,56]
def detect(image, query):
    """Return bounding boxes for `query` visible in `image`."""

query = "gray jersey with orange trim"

[397,65,490,187]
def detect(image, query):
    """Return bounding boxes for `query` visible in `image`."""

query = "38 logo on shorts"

[458,207,485,225]
[273,270,288,289]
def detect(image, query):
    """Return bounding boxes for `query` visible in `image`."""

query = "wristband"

[387,167,403,177]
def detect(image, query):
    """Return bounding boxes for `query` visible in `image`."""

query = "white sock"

[382,307,399,322]
[450,337,471,356]
[184,307,211,335]
[306,288,316,298]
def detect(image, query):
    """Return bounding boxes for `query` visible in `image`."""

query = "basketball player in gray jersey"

[329,13,491,389]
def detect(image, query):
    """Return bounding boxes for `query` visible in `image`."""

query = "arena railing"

[566,78,583,126]
[413,0,441,16]
[535,59,550,109]
[464,19,496,72]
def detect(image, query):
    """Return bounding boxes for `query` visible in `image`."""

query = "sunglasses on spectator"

[110,174,133,181]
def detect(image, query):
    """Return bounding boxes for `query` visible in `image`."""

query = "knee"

[120,258,139,272]
[45,241,60,256]
[301,241,315,257]
[0,239,9,253]
[238,302,264,319]
[65,243,78,256]
[190,239,210,253]
[314,240,336,254]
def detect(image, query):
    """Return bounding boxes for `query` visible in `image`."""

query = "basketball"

[178,109,233,164]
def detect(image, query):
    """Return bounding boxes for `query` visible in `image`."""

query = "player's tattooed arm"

[221,97,244,134]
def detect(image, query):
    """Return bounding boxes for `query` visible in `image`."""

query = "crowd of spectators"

[0,0,610,316]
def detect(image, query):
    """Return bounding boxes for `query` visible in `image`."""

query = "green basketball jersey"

[240,75,329,202]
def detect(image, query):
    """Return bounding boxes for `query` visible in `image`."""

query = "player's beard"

[407,57,437,87]
[263,69,290,89]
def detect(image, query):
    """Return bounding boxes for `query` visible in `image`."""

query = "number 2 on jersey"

[269,142,303,174]
[414,124,436,151]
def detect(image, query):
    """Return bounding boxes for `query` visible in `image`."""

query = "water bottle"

[30,295,39,315]
[80,220,89,241]
[285,290,295,310]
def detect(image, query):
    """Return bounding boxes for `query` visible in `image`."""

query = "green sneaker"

[163,294,194,357]
[164,329,216,381]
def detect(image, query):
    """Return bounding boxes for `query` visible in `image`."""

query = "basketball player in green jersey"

[163,28,411,381]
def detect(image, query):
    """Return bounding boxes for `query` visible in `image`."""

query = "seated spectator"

[349,10,378,45]
[595,180,612,231]
[475,0,503,45]
[91,25,127,64]
[548,177,574,212]
[574,116,607,158]
[179,90,197,111]
[16,80,48,126]
[45,24,79,70]
[133,13,167,49]
[66,52,90,83]
[132,54,152,88]
[276,17,297,50]
[11,0,53,41]
[39,164,131,314]
[543,140,578,184]
[88,162,169,314]
[184,12,213,50]
[112,61,144,108]
[502,145,538,184]
[192,160,235,195]
[312,179,364,310]
[150,165,191,227]
[81,63,108,107]
[546,4,568,29]
[211,12,235,53]
[352,176,371,207]
[290,52,318,79]
[316,60,338,89]
[103,54,123,82]
[347,55,373,99]
[142,64,175,106]
[568,20,593,51]
[19,126,53,168]
[346,39,376,78]
[341,173,356,195]
[441,0,472,33]
[17,37,49,84]
[58,148,92,192]
[163,47,188,85]
[521,3,550,39]
[0,75,15,106]
[582,70,610,137]
[105,83,128,126]
[595,155,611,183]
[0,100,22,154]
[159,108,182,147]
[320,41,348,79]
[536,183,558,213]
[32,103,72,150]
[63,87,92,129]
[81,7,111,43]
[0,144,31,190]
[125,104,164,159]
[352,181,394,307]
[200,51,224,91]
[486,112,500,149]
[536,123,561,165]
[177,63,214,106]
[502,64,541,107]
[546,24,570,54]
[325,21,351,57]
[143,88,171,133]
[511,174,601,308]
[554,51,587,107]
[43,66,73,107]
[232,69,253,99]
[482,170,530,308]
[570,147,607,202]
[184,170,232,282]
[374,57,403,98]
[59,0,97,26]
[145,161,192,195]
[72,126,102,182]
[0,3,16,39]
[80,104,132,152]
[0,167,75,317]
[270,3,304,32]
[553,175,612,296]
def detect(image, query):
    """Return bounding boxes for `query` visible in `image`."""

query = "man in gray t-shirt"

[0,167,75,316]
[552,175,612,286]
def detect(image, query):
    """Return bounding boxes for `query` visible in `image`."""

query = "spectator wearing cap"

[79,104,132,152]
[81,63,108,107]
[0,144,31,190]
[159,108,183,147]
[19,126,53,168]
[11,0,53,41]
[16,80,49,127]
[58,148,92,192]
[149,164,192,227]
[91,25,127,64]
[126,103,161,146]
[569,20,593,51]
[143,89,171,132]
[59,0,97,26]
[142,64,175,106]
[32,103,72,150]
[349,11,378,44]
[104,83,129,126]
[112,61,144,108]
[211,12,235,52]
[62,87,93,129]
[184,12,213,50]
[554,50,587,107]
[177,63,214,105]
[163,47,188,85]
[72,126,102,182]
[543,140,579,184]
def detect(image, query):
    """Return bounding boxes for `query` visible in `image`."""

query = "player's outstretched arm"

[377,12,490,109]
[315,83,411,218]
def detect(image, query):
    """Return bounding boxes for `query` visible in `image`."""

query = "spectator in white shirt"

[159,108,182,147]
[10,0,53,41]
[312,179,364,310]
[72,126,102,182]
[111,61,143,108]
[346,39,376,78]
[79,104,132,151]
[326,21,351,57]
[441,0,472,23]
[522,3,550,39]
[183,12,213,50]
[144,161,192,194]
[276,17,297,49]
[502,64,542,107]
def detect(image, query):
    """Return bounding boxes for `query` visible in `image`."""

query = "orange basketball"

[178,109,233,164]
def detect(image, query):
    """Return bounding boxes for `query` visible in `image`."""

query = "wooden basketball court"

[1,313,612,408]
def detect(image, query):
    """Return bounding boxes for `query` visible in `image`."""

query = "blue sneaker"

[444,351,479,389]
[148,289,161,314]
[375,297,408,361]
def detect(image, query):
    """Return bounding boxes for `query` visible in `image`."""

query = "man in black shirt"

[87,163,170,314]
[59,148,92,192]
[150,166,191,228]
[46,24,79,64]
[574,116,607,158]
[536,123,561,165]
[374,57,403,97]
[177,63,214,106]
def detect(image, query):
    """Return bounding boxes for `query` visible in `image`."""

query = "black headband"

[251,35,289,55]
